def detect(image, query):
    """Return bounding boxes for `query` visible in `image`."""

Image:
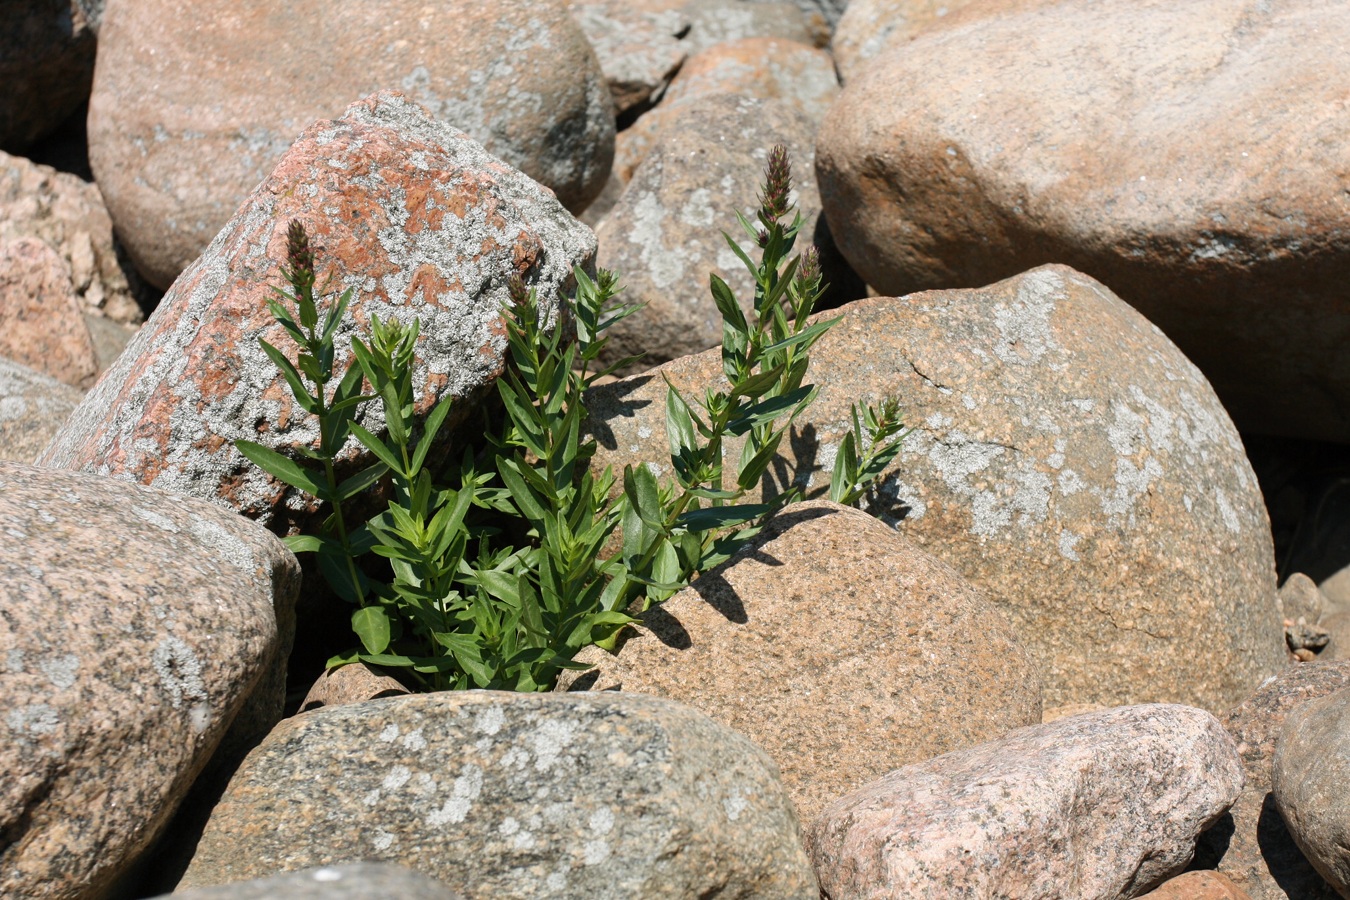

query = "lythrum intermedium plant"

[239,146,907,692]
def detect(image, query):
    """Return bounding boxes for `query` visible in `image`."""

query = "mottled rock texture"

[832,0,1013,82]
[1196,663,1349,900]
[816,0,1350,441]
[597,94,862,368]
[0,0,96,151]
[681,0,819,55]
[90,0,613,289]
[1272,686,1350,898]
[587,265,1284,711]
[156,863,464,900]
[299,662,409,714]
[808,704,1245,900]
[179,691,818,898]
[1139,870,1253,900]
[0,148,144,324]
[41,92,595,531]
[0,359,82,463]
[0,462,300,899]
[569,0,689,115]
[0,237,98,389]
[559,500,1041,820]
[612,35,838,183]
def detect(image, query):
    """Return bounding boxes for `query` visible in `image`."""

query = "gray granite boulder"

[559,500,1041,821]
[808,704,1245,900]
[40,91,595,531]
[586,265,1285,711]
[1272,685,1350,897]
[597,94,862,368]
[156,863,464,900]
[0,358,82,464]
[568,0,689,115]
[89,0,612,288]
[0,462,300,898]
[1196,662,1349,900]
[178,691,818,898]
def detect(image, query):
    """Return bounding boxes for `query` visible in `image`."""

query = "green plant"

[829,397,910,508]
[239,146,908,692]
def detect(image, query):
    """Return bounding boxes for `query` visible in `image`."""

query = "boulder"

[178,691,818,898]
[0,237,99,388]
[0,148,144,325]
[0,359,82,464]
[40,91,595,530]
[0,462,300,898]
[558,500,1042,821]
[680,0,819,55]
[808,704,1245,900]
[1279,573,1328,632]
[596,94,862,368]
[1272,685,1350,897]
[831,0,1027,82]
[299,663,409,714]
[89,0,612,289]
[0,0,96,151]
[1195,662,1349,900]
[815,0,1350,441]
[1138,871,1252,900]
[587,265,1285,711]
[154,864,464,900]
[568,0,689,115]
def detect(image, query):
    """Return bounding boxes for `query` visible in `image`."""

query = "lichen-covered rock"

[586,265,1284,711]
[0,148,144,324]
[559,500,1040,821]
[816,0,1350,441]
[0,237,99,389]
[597,94,862,368]
[1195,662,1349,900]
[0,358,82,464]
[569,0,689,115]
[0,462,300,899]
[90,0,613,288]
[612,36,839,184]
[40,91,595,530]
[178,691,818,898]
[808,704,1245,900]
[680,0,818,55]
[155,864,465,900]
[0,0,96,151]
[1272,685,1350,898]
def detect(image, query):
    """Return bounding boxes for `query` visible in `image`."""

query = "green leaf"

[624,464,665,530]
[664,385,697,459]
[349,421,405,477]
[761,316,841,357]
[708,273,748,335]
[677,503,773,532]
[728,364,785,401]
[235,440,326,498]
[737,431,784,490]
[336,461,389,501]
[352,606,392,655]
[829,431,860,504]
[283,534,323,554]
[727,386,815,436]
[258,340,317,415]
[410,395,454,474]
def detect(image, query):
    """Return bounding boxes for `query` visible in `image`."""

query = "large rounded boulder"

[89,0,613,288]
[587,265,1286,711]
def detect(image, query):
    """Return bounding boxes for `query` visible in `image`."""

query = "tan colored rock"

[0,237,98,389]
[1273,686,1350,898]
[1321,611,1350,661]
[1280,573,1328,630]
[41,92,595,531]
[90,0,613,289]
[0,148,143,324]
[680,0,817,55]
[0,358,82,463]
[612,37,839,185]
[586,265,1284,711]
[180,692,818,898]
[597,94,863,368]
[1139,870,1253,900]
[816,0,1350,442]
[299,663,409,714]
[156,864,466,900]
[1195,662,1348,900]
[569,0,689,115]
[0,462,300,898]
[559,500,1042,821]
[0,0,96,151]
[808,704,1245,900]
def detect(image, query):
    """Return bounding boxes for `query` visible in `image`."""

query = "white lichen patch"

[1215,489,1242,534]
[5,704,59,737]
[993,268,1063,366]
[528,717,577,772]
[151,635,209,713]
[133,506,180,534]
[38,654,80,690]
[1058,530,1082,561]
[427,763,484,827]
